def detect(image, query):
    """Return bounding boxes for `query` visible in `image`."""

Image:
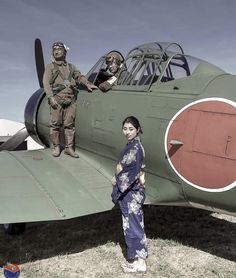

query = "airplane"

[1,39,236,234]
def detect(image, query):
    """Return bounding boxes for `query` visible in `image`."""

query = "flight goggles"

[52,42,69,51]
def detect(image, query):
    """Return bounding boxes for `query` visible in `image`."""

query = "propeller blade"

[35,38,45,88]
[0,127,29,151]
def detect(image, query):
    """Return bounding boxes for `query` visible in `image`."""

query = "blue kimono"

[112,136,148,260]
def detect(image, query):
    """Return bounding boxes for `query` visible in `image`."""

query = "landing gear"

[3,223,26,235]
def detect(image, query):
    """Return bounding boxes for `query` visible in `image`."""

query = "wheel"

[3,223,26,235]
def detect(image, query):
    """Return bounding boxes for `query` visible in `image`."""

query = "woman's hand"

[116,163,123,174]
[139,171,145,186]
[111,176,116,186]
[112,163,123,186]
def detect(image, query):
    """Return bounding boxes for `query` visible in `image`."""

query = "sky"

[0,0,236,122]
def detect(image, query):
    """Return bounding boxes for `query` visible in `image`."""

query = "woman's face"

[122,122,139,141]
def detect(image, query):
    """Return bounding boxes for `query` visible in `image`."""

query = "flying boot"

[50,130,61,157]
[64,129,79,158]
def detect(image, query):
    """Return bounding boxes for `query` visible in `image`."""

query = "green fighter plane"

[1,39,236,234]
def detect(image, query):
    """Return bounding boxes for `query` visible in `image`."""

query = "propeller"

[0,39,44,151]
[35,38,45,88]
[0,127,29,151]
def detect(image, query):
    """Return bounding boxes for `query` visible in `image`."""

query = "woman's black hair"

[122,116,143,134]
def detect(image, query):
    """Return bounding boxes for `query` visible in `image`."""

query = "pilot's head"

[105,52,123,74]
[52,41,68,61]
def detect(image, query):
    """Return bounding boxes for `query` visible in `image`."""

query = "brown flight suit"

[98,67,127,92]
[43,60,89,152]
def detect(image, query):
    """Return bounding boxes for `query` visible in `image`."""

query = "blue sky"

[0,0,236,121]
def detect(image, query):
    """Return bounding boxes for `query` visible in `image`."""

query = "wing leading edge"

[0,148,115,224]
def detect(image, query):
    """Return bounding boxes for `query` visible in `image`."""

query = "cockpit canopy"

[86,42,204,90]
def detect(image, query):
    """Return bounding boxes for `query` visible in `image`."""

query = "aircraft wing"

[0,148,116,224]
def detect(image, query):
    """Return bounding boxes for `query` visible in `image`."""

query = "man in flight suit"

[97,51,126,92]
[43,41,97,158]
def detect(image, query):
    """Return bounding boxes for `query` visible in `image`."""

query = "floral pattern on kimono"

[112,136,147,260]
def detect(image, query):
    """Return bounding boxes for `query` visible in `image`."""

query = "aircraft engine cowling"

[24,88,50,147]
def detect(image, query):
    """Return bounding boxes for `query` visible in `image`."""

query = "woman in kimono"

[112,116,147,273]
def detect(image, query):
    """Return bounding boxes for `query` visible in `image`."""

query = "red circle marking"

[166,99,236,191]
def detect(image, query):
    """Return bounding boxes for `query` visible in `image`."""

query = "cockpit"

[86,42,203,90]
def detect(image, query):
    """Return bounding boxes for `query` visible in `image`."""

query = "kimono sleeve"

[115,144,144,193]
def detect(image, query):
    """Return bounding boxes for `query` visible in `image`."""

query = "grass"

[0,206,236,277]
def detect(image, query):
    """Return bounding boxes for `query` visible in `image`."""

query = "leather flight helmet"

[106,51,124,66]
[52,41,67,51]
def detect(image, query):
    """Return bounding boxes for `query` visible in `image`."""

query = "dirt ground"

[0,206,236,278]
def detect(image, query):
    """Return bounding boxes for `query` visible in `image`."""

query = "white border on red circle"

[164,97,236,192]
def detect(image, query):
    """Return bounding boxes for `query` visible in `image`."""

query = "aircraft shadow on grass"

[0,206,235,266]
